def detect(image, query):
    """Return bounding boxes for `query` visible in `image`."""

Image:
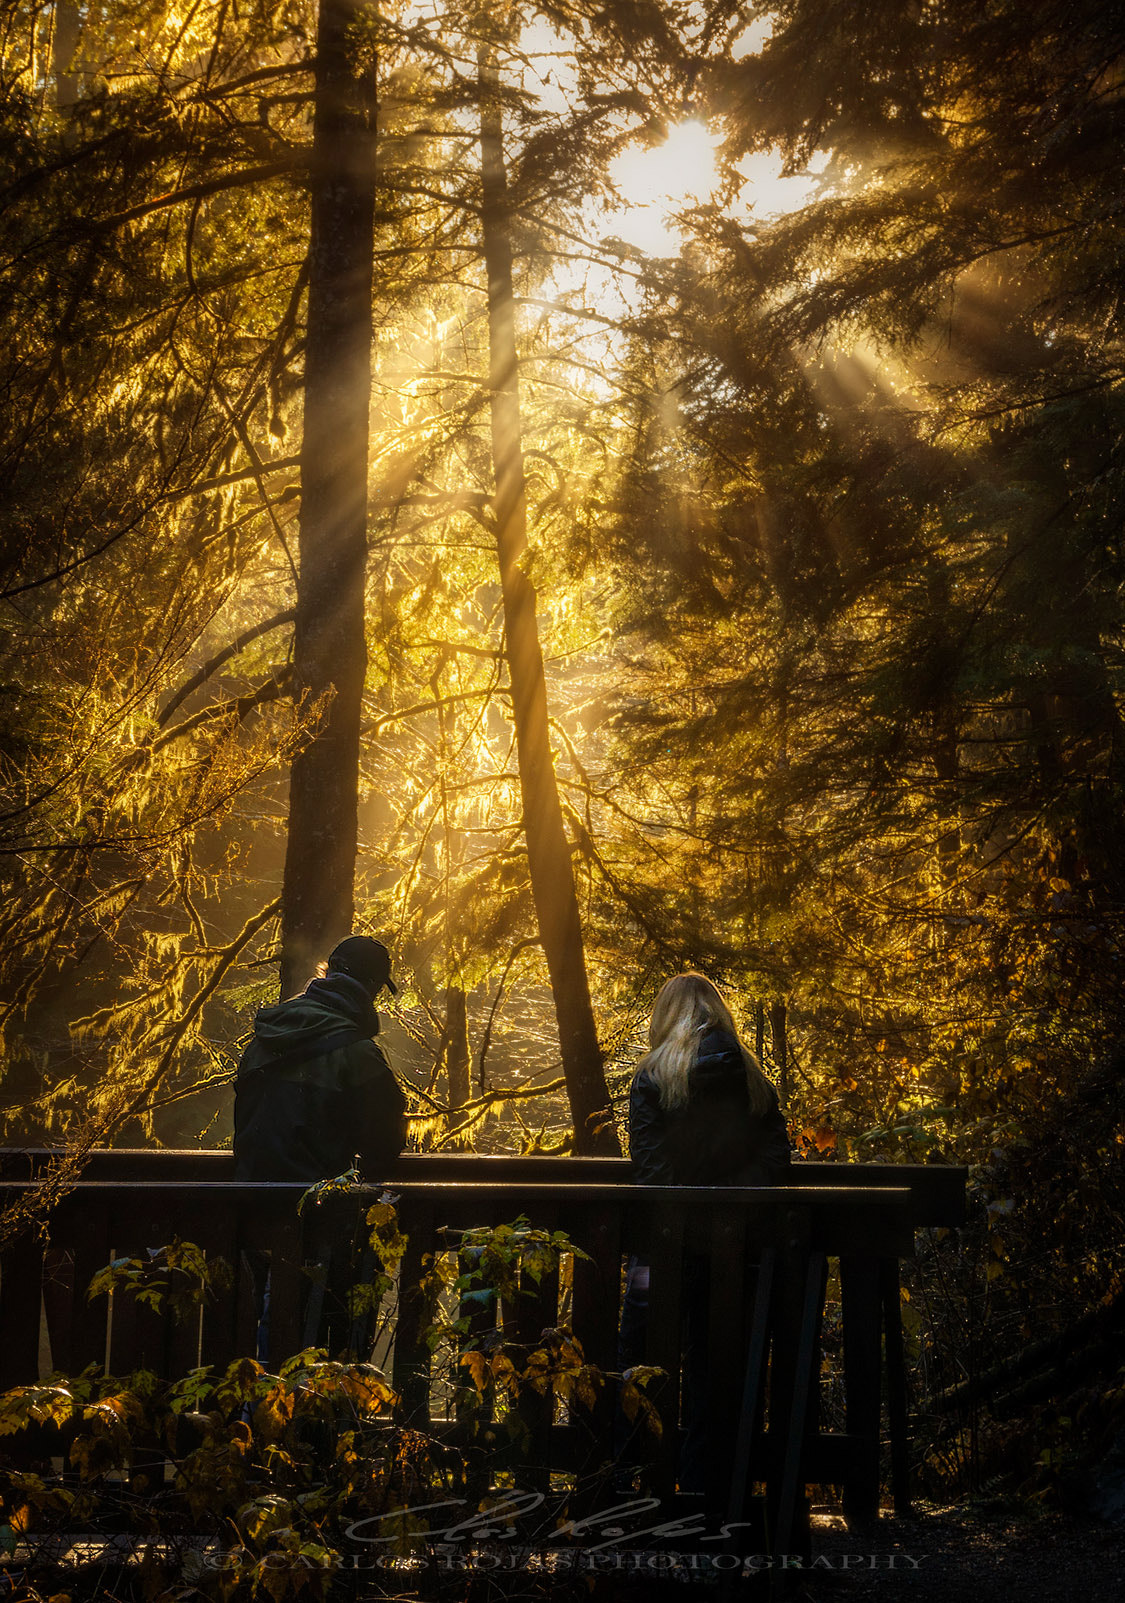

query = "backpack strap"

[241,1028,368,1081]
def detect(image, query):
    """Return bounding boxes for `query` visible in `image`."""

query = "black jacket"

[233,973,407,1182]
[628,1026,791,1186]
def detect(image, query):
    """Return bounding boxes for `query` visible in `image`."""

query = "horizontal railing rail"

[0,1147,968,1226]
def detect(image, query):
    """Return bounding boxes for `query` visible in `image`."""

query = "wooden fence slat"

[840,1254,883,1526]
[775,1248,828,1561]
[0,1226,45,1391]
[63,1194,113,1375]
[727,1244,777,1531]
[565,1200,621,1497]
[41,1244,74,1379]
[144,1198,198,1378]
[105,1200,169,1378]
[165,1202,211,1377]
[764,1209,810,1534]
[701,1201,748,1515]
[453,1229,498,1505]
[391,1193,437,1428]
[881,1258,911,1515]
[198,1195,242,1371]
[512,1216,560,1494]
[254,1201,305,1367]
[645,1198,685,1500]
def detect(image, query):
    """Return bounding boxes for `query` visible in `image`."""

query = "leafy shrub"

[0,1207,659,1600]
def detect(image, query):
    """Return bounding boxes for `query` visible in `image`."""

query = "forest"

[1,0,1124,1554]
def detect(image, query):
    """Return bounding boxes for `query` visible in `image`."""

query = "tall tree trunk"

[477,45,619,1154]
[435,661,471,1124]
[279,0,376,998]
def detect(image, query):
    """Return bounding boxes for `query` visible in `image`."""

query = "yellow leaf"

[253,1385,295,1437]
[491,1353,521,1395]
[460,1351,488,1393]
[575,1371,600,1410]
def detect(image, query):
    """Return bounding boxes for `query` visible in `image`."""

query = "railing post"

[728,1244,776,1533]
[508,1235,559,1493]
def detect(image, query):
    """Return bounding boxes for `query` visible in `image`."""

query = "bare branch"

[157,609,296,727]
[148,669,292,756]
[97,160,301,233]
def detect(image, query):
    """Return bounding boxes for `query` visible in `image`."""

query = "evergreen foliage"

[0,0,1122,1486]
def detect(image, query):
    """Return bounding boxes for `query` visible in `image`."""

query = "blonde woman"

[629,973,790,1187]
[618,973,790,1493]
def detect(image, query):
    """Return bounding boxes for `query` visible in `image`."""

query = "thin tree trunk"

[770,1001,788,1105]
[442,985,471,1113]
[52,1,80,109]
[435,663,471,1122]
[279,0,376,998]
[477,44,618,1154]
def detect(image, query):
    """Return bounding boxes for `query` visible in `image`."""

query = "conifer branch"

[157,611,296,727]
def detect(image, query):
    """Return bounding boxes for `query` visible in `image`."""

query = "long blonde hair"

[638,973,776,1116]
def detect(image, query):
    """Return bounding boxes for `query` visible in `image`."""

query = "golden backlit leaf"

[460,1350,488,1392]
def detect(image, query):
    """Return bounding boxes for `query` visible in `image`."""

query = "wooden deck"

[0,1151,966,1562]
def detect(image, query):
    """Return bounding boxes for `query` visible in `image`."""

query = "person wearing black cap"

[233,937,408,1359]
[234,935,406,1184]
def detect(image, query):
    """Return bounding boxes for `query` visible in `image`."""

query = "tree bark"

[441,985,471,1114]
[52,1,80,109]
[435,670,471,1124]
[279,0,375,998]
[478,45,619,1154]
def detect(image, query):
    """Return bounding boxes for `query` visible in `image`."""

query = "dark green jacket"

[233,973,407,1182]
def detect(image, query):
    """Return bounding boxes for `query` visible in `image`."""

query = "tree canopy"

[0,0,1121,1269]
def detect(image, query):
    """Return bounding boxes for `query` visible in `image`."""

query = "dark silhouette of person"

[234,936,407,1359]
[620,972,790,1492]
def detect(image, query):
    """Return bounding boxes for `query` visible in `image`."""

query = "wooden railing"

[0,1151,966,1554]
[0,1148,972,1228]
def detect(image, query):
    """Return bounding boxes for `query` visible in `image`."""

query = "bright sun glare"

[607,121,830,257]
[608,121,719,256]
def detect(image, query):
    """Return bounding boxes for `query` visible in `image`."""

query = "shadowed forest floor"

[799,1501,1122,1602]
[7,1498,1121,1602]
